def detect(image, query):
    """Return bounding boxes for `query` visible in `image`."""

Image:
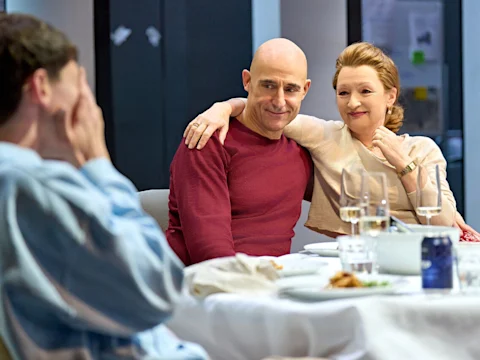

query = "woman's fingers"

[195,125,217,150]
[186,123,207,149]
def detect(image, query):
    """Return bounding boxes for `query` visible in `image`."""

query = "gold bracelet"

[397,160,418,177]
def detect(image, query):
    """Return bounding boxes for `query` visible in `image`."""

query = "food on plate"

[362,280,390,287]
[326,271,390,289]
[269,260,284,270]
[327,271,363,288]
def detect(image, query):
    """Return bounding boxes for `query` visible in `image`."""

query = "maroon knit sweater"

[167,119,312,266]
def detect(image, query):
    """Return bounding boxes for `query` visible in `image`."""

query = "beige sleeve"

[406,138,456,226]
[283,115,326,151]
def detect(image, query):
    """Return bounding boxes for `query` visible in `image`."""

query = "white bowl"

[376,225,460,275]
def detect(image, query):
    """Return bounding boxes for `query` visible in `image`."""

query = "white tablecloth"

[167,258,480,360]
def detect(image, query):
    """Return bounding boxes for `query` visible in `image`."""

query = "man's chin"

[267,120,291,133]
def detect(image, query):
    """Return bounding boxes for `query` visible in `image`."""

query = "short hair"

[332,42,404,133]
[0,13,78,125]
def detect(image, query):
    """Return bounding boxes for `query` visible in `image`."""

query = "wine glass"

[359,172,390,273]
[339,168,363,235]
[359,172,390,236]
[416,164,442,225]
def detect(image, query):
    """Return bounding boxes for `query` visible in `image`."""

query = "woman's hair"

[332,42,404,133]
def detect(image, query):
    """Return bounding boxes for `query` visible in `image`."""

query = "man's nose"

[272,88,286,108]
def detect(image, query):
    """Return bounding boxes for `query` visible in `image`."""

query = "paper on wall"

[409,10,442,62]
[362,0,396,48]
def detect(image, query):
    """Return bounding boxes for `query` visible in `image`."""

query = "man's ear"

[28,68,53,109]
[242,69,251,92]
[302,79,312,99]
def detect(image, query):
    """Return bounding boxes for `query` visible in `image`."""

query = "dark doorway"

[94,0,252,189]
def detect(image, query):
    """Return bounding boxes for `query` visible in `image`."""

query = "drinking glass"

[339,168,364,235]
[359,172,390,273]
[337,235,373,274]
[359,172,390,236]
[456,243,480,293]
[416,164,442,225]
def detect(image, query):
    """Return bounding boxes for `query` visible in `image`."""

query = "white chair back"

[290,200,332,252]
[138,189,170,232]
[138,190,328,249]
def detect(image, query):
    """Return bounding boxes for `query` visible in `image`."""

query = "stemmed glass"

[359,172,390,236]
[416,164,442,225]
[359,172,390,273]
[339,168,363,235]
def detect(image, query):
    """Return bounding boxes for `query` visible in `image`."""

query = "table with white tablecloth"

[167,253,480,360]
[167,286,480,360]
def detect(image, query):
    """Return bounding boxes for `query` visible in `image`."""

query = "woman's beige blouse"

[284,116,456,236]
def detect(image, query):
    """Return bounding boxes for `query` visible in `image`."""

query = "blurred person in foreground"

[167,38,313,265]
[0,13,208,360]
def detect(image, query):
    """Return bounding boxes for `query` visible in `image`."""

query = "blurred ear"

[242,69,251,92]
[28,68,53,109]
[301,79,312,99]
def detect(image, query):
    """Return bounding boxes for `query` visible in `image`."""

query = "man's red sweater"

[167,119,312,266]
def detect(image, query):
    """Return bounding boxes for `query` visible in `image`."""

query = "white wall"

[281,0,346,119]
[281,0,348,249]
[462,0,480,228]
[6,0,95,90]
[252,0,347,121]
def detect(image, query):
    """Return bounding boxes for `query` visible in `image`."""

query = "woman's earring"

[387,107,392,115]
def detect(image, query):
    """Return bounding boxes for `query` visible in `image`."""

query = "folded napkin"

[184,253,280,298]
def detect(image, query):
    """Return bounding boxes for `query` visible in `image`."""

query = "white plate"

[303,242,339,257]
[276,274,399,300]
[279,259,327,277]
[260,255,328,277]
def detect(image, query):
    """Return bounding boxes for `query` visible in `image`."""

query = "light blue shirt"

[0,143,208,359]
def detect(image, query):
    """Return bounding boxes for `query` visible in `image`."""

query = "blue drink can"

[421,235,453,289]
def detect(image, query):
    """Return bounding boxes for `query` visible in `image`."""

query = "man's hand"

[37,108,86,167]
[37,67,110,167]
[72,67,110,163]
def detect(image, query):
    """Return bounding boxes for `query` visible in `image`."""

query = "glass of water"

[456,243,480,293]
[337,235,373,274]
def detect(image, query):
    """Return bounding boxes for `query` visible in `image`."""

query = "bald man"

[167,38,312,265]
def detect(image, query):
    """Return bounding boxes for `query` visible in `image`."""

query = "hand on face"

[38,67,109,167]
[37,108,86,167]
[372,126,410,170]
[70,67,110,163]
